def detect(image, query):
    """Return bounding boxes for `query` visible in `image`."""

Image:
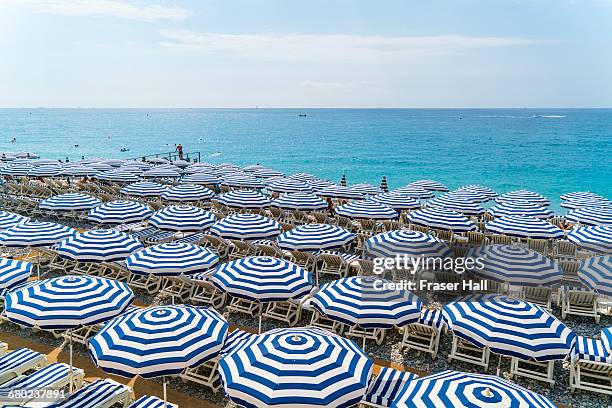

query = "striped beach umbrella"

[349,184,381,196]
[161,184,215,202]
[366,230,451,259]
[210,214,281,240]
[561,198,612,209]
[219,326,372,408]
[336,200,398,220]
[561,191,604,201]
[215,190,271,209]
[149,206,216,231]
[27,165,62,177]
[40,193,102,211]
[0,163,33,176]
[406,208,476,232]
[242,164,267,172]
[486,215,564,239]
[0,211,29,230]
[391,370,555,408]
[370,193,420,211]
[88,162,113,172]
[89,305,228,378]
[0,258,32,290]
[267,178,314,193]
[427,193,485,216]
[147,158,169,164]
[496,190,550,206]
[393,186,435,199]
[62,166,99,177]
[142,168,181,179]
[212,256,312,303]
[253,168,284,179]
[56,230,143,262]
[566,207,612,226]
[170,159,191,168]
[308,179,335,192]
[289,172,320,183]
[408,180,448,192]
[379,176,389,192]
[96,171,140,183]
[468,245,562,287]
[222,174,265,189]
[271,193,327,211]
[456,185,497,200]
[0,221,77,247]
[185,165,215,174]
[487,200,554,219]
[120,181,167,197]
[277,224,355,251]
[182,172,221,185]
[4,275,133,329]
[567,226,612,253]
[317,185,365,200]
[578,256,612,297]
[312,276,422,329]
[126,243,219,277]
[443,294,575,361]
[88,200,153,224]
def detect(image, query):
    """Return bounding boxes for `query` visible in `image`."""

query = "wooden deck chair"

[490,234,512,245]
[569,336,612,395]
[263,296,305,327]
[447,334,490,369]
[400,309,444,358]
[433,271,463,294]
[346,325,387,346]
[358,219,378,234]
[280,221,295,233]
[311,211,330,224]
[336,216,354,231]
[180,357,222,393]
[225,296,261,318]
[290,210,309,224]
[550,217,565,227]
[127,272,163,295]
[98,261,130,281]
[555,240,577,259]
[527,238,548,255]
[0,348,48,386]
[380,220,401,232]
[64,306,140,346]
[562,287,600,323]
[560,259,581,286]
[286,250,316,271]
[72,261,104,276]
[467,231,486,246]
[255,242,285,258]
[510,357,556,387]
[198,234,230,258]
[316,253,350,279]
[410,224,429,234]
[267,206,284,220]
[434,229,453,242]
[308,305,345,335]
[228,239,257,260]
[353,232,371,256]
[357,259,376,276]
[360,367,419,408]
[482,212,494,221]
[190,275,226,309]
[159,275,195,304]
[0,343,7,357]
[521,286,554,310]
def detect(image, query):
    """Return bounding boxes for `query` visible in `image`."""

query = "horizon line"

[1,106,612,110]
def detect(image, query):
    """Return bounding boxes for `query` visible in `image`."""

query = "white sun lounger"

[447,335,490,369]
[400,309,445,358]
[0,342,7,357]
[128,395,177,408]
[569,335,612,395]
[45,378,131,408]
[0,348,48,386]
[360,367,419,408]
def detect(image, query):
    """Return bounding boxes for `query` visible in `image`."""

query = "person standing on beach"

[176,143,183,160]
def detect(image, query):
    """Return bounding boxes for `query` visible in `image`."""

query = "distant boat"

[298,114,307,117]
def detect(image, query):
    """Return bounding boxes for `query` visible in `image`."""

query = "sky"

[0,0,611,108]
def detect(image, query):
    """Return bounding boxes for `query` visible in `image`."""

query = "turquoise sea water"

[0,108,610,211]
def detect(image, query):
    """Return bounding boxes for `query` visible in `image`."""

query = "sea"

[0,108,610,212]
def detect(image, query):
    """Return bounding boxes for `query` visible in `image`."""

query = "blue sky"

[1,0,611,107]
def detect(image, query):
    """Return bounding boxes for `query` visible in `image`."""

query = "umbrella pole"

[163,376,167,406]
[69,329,74,393]
[258,303,263,334]
[362,331,367,352]
[496,354,502,377]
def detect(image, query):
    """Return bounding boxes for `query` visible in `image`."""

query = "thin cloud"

[158,30,547,63]
[300,80,369,89]
[8,0,192,22]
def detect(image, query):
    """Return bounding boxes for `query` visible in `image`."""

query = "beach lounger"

[159,275,195,304]
[98,261,130,281]
[128,396,177,408]
[356,259,376,276]
[285,250,316,271]
[409,224,429,234]
[254,241,285,258]
[569,335,612,395]
[262,293,311,327]
[0,348,48,386]
[197,235,230,259]
[310,212,330,224]
[400,309,444,358]
[527,238,549,255]
[290,210,309,224]
[357,219,378,234]
[554,240,577,259]
[316,252,351,280]
[127,272,163,295]
[306,299,345,335]
[466,231,485,246]
[521,286,554,310]
[0,363,85,406]
[267,207,285,220]
[434,229,453,243]
[0,342,7,356]
[346,325,387,346]
[560,259,581,287]
[360,367,419,408]
[561,286,600,323]
[46,378,131,408]
[61,306,140,346]
[129,227,158,241]
[189,273,226,309]
[227,240,257,260]
[380,220,400,232]
[447,335,490,369]
[279,222,295,233]
[510,357,556,387]
[489,234,513,245]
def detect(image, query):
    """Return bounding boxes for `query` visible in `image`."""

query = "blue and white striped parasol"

[277,224,355,251]
[406,208,476,232]
[221,174,265,189]
[561,198,612,209]
[149,205,216,232]
[443,294,575,361]
[27,165,62,177]
[271,193,327,210]
[486,215,563,239]
[487,200,554,219]
[566,207,612,226]
[161,184,215,202]
[39,193,102,211]
[567,226,612,253]
[96,171,140,183]
[370,193,420,211]
[56,230,143,262]
[427,193,485,216]
[366,230,451,259]
[253,168,284,178]
[141,168,181,179]
[210,214,281,240]
[242,164,267,172]
[349,184,381,196]
[456,185,498,201]
[267,178,314,193]
[215,190,271,209]
[61,166,99,176]
[578,256,612,297]
[0,210,29,230]
[126,243,219,276]
[89,305,228,378]
[0,221,77,247]
[468,245,562,287]
[408,180,448,192]
[181,172,221,185]
[121,181,167,197]
[391,370,555,408]
[219,327,372,408]
[317,185,365,200]
[4,275,133,329]
[393,186,435,199]
[496,190,550,206]
[307,179,335,192]
[0,164,33,176]
[336,200,398,220]
[211,257,312,302]
[0,258,32,290]
[561,191,604,201]
[311,276,422,329]
[88,200,153,224]
[289,172,320,183]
